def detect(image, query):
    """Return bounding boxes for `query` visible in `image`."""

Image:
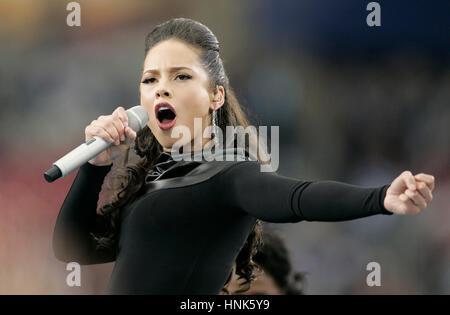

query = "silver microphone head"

[126,105,149,132]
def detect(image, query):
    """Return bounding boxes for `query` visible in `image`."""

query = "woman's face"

[140,38,224,152]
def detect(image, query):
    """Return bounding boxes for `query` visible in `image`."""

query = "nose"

[155,89,171,98]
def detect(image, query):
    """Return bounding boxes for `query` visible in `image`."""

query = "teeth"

[158,106,172,113]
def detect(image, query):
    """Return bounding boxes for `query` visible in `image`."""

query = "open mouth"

[155,102,177,130]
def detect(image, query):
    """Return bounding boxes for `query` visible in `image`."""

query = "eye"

[175,74,192,81]
[141,78,156,84]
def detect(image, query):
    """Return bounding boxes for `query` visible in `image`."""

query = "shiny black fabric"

[145,152,178,183]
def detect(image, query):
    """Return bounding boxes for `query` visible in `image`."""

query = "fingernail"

[121,135,125,141]
[125,121,128,127]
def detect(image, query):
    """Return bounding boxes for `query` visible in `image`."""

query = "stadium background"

[0,0,448,294]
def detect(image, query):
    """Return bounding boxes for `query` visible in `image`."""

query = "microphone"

[44,105,149,183]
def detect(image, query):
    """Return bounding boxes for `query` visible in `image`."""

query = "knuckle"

[104,119,113,127]
[115,106,125,115]
[116,118,124,128]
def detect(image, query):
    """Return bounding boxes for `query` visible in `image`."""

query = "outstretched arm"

[220,161,434,223]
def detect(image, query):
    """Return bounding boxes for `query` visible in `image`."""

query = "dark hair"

[91,18,269,294]
[252,228,306,295]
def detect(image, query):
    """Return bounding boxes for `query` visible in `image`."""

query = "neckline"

[158,147,257,162]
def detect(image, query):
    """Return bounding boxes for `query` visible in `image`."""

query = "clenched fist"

[384,171,435,214]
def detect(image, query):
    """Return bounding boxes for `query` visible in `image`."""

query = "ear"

[210,85,225,110]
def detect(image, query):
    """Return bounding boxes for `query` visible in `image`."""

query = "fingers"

[416,181,433,203]
[98,107,128,145]
[85,124,115,144]
[124,125,137,141]
[85,106,136,146]
[114,106,129,126]
[414,173,435,191]
[113,106,129,136]
[402,171,417,191]
[114,106,138,143]
[109,115,126,143]
[387,170,436,215]
[93,118,121,145]
[399,194,421,214]
[404,188,427,209]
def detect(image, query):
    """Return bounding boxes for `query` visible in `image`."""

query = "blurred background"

[0,0,448,294]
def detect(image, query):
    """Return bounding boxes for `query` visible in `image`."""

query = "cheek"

[179,88,211,118]
[140,87,154,112]
[139,90,159,139]
[140,87,158,129]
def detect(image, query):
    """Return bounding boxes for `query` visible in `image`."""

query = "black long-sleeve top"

[52,148,392,294]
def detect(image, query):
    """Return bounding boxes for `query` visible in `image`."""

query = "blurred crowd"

[0,0,448,294]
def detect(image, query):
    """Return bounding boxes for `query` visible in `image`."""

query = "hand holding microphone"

[86,106,138,166]
[44,105,149,183]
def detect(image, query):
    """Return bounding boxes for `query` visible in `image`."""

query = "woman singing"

[52,18,435,294]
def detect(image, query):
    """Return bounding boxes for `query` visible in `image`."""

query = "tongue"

[161,118,173,124]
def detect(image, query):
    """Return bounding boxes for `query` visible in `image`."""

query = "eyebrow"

[143,66,193,75]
